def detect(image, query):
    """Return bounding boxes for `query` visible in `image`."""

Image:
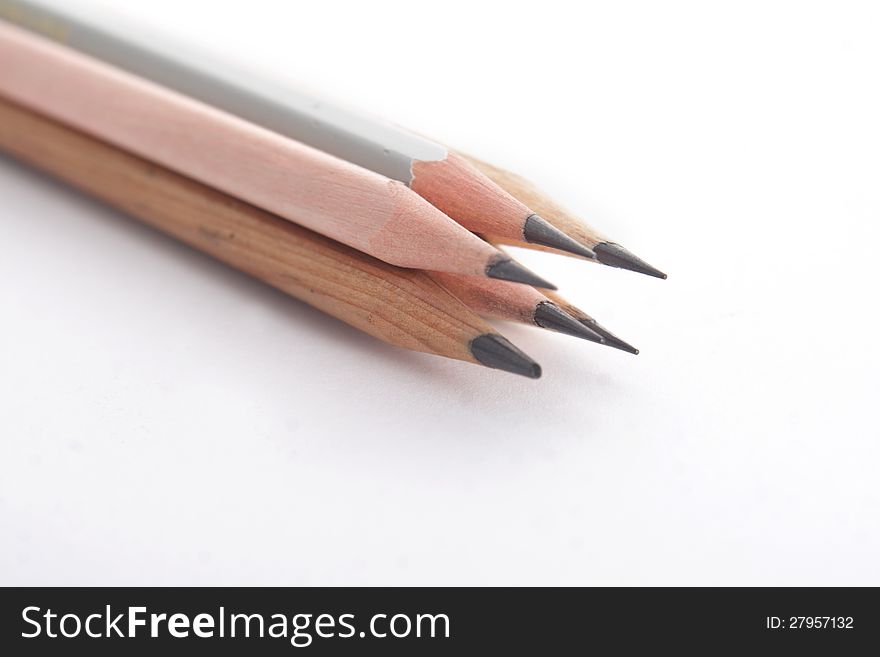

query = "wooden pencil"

[0,96,543,378]
[0,0,595,259]
[460,153,667,279]
[542,290,639,355]
[430,274,605,344]
[0,21,554,288]
[485,242,639,353]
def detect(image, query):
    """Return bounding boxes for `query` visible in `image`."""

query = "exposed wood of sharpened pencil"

[410,153,595,258]
[0,1,594,258]
[460,153,668,279]
[485,241,637,353]
[0,97,542,378]
[542,290,640,355]
[430,274,605,344]
[0,23,553,288]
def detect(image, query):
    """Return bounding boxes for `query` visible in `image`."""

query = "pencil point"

[486,257,557,290]
[523,214,596,260]
[470,334,542,378]
[583,320,639,355]
[593,242,667,279]
[534,302,605,343]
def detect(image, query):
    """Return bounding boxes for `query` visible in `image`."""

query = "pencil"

[460,153,667,279]
[542,290,640,355]
[0,96,543,378]
[0,0,595,260]
[0,21,553,288]
[431,274,605,344]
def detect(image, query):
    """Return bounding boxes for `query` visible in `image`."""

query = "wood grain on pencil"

[0,97,542,377]
[0,21,545,283]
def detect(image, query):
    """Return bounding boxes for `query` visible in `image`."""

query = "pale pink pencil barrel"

[0,22,500,276]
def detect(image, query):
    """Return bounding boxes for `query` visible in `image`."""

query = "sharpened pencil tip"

[486,257,557,290]
[523,214,596,260]
[533,302,605,343]
[593,242,667,279]
[583,320,639,355]
[470,334,542,378]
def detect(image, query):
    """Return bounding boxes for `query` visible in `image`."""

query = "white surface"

[1,0,878,586]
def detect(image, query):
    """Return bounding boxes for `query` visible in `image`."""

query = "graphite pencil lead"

[469,334,542,379]
[522,214,596,260]
[593,242,667,279]
[486,257,557,290]
[533,302,605,343]
[583,320,639,355]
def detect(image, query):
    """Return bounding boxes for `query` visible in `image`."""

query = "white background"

[1,0,878,585]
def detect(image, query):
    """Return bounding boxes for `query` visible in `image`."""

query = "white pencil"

[0,0,595,260]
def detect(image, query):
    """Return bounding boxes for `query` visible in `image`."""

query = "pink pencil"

[430,274,605,343]
[0,21,551,286]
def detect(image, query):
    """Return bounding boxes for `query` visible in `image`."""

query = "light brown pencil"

[0,96,542,378]
[0,21,552,287]
[459,153,667,280]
